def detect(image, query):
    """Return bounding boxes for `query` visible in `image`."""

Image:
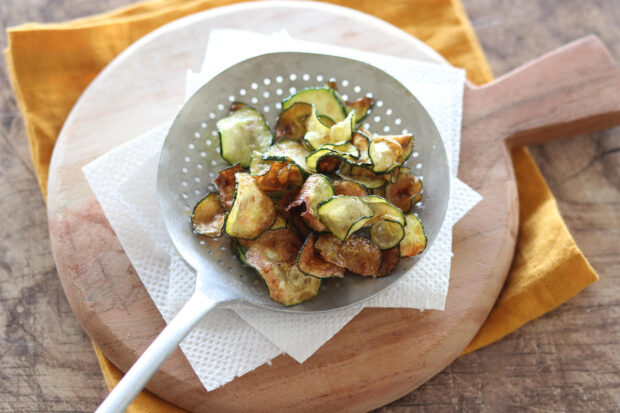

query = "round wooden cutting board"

[46,2,620,411]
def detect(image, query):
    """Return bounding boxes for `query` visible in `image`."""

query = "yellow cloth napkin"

[6,0,598,410]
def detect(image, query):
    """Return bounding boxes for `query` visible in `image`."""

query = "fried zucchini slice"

[314,233,381,276]
[375,247,400,277]
[362,195,406,226]
[336,164,386,190]
[350,131,371,165]
[263,139,311,175]
[368,135,403,173]
[245,229,321,306]
[332,180,367,196]
[394,134,415,163]
[386,171,423,212]
[191,193,226,238]
[297,233,345,279]
[317,195,375,241]
[305,109,355,150]
[306,148,342,173]
[282,87,347,122]
[369,219,405,250]
[249,150,271,176]
[306,142,360,173]
[214,163,244,210]
[345,96,373,123]
[316,156,341,174]
[328,110,356,144]
[324,81,373,122]
[322,142,360,158]
[275,102,313,142]
[400,214,427,257]
[224,172,276,239]
[286,174,335,232]
[303,106,332,150]
[253,161,304,193]
[217,105,273,167]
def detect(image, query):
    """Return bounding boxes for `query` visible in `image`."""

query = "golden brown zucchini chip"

[368,136,403,173]
[245,229,321,306]
[224,172,276,239]
[191,193,227,238]
[317,195,375,241]
[345,96,373,122]
[214,163,244,210]
[350,131,371,165]
[386,171,423,212]
[253,161,304,193]
[332,180,367,196]
[369,219,405,250]
[400,214,427,257]
[316,156,341,173]
[286,174,335,232]
[314,233,381,276]
[275,102,313,142]
[336,164,386,191]
[297,233,345,279]
[375,247,400,277]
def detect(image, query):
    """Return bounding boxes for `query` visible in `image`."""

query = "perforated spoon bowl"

[97,52,450,412]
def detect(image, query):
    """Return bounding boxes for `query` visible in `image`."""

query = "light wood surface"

[2,1,619,412]
[42,2,620,411]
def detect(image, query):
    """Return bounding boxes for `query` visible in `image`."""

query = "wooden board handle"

[464,35,620,149]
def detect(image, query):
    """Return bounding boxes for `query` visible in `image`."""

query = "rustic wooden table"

[1,1,618,412]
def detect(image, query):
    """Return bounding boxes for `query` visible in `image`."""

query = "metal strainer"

[97,52,450,412]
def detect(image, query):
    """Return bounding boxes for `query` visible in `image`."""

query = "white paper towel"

[82,29,481,391]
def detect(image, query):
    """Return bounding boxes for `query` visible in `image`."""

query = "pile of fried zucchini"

[191,84,427,306]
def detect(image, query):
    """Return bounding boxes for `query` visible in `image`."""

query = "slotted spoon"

[96,52,450,412]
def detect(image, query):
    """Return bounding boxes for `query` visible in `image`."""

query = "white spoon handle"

[96,291,217,413]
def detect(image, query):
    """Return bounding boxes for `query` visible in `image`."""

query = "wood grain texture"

[1,1,618,412]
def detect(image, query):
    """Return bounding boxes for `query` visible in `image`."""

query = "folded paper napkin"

[6,0,599,410]
[82,28,481,391]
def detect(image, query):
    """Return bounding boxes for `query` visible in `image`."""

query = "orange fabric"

[6,0,597,410]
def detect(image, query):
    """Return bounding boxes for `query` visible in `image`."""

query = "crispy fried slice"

[191,193,226,237]
[386,172,423,212]
[224,172,276,239]
[368,136,403,173]
[316,155,341,173]
[400,214,427,257]
[375,247,400,277]
[332,180,367,196]
[286,174,334,231]
[297,233,345,279]
[275,102,313,142]
[314,233,381,276]
[345,96,373,121]
[245,229,321,306]
[350,131,371,164]
[253,161,304,193]
[214,163,244,210]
